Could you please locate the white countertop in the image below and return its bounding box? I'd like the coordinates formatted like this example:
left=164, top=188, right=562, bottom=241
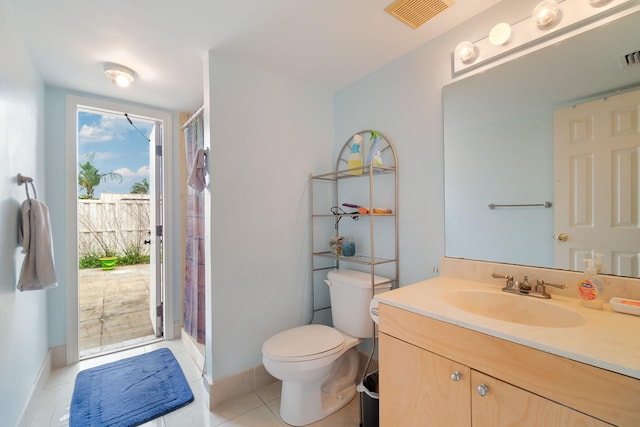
left=373, top=276, right=640, bottom=379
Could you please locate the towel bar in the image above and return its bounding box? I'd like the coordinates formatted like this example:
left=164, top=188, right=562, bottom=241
left=488, top=201, right=552, bottom=209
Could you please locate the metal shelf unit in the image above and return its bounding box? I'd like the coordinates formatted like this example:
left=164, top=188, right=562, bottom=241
left=309, top=130, right=399, bottom=319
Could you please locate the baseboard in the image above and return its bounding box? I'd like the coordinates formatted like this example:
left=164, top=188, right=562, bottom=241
left=205, top=363, right=277, bottom=409
left=204, top=349, right=375, bottom=410
left=51, top=345, right=66, bottom=369
left=180, top=329, right=205, bottom=373
left=14, top=346, right=59, bottom=427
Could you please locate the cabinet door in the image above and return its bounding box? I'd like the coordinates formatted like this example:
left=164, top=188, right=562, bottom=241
left=471, top=371, right=612, bottom=427
left=379, top=333, right=471, bottom=426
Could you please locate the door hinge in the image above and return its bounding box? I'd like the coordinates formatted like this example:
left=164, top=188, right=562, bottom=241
left=156, top=303, right=163, bottom=317
left=155, top=225, right=163, bottom=237
left=155, top=144, right=162, bottom=156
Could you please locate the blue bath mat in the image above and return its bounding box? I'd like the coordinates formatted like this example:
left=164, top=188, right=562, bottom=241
left=70, top=348, right=194, bottom=427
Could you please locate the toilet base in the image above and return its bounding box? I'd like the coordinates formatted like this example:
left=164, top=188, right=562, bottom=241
left=279, top=349, right=359, bottom=426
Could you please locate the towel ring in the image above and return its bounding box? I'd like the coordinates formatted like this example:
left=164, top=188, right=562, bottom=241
left=18, top=173, right=37, bottom=200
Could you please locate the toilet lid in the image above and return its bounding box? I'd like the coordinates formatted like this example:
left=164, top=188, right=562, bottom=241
left=262, top=325, right=344, bottom=362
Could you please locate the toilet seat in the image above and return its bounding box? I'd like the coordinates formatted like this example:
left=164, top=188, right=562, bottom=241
left=262, top=324, right=344, bottom=362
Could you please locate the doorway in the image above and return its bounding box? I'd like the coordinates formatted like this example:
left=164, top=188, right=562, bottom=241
left=554, top=88, right=640, bottom=275
left=65, top=95, right=176, bottom=364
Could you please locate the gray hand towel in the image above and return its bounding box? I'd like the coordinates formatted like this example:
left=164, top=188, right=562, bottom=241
left=18, top=198, right=58, bottom=291
left=188, top=148, right=207, bottom=193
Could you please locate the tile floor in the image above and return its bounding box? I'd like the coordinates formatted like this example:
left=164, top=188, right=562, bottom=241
left=29, top=338, right=362, bottom=427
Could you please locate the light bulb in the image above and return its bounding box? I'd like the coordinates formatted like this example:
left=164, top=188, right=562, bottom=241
left=489, top=23, right=512, bottom=46
left=103, top=63, right=136, bottom=88
left=532, top=0, right=560, bottom=29
left=114, top=72, right=132, bottom=87
left=456, top=41, right=477, bottom=64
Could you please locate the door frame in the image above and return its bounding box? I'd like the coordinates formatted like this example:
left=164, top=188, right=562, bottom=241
left=65, top=94, right=176, bottom=364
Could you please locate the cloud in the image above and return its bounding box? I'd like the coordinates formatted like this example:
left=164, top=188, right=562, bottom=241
left=114, top=165, right=149, bottom=178
left=78, top=114, right=151, bottom=145
left=78, top=116, right=119, bottom=143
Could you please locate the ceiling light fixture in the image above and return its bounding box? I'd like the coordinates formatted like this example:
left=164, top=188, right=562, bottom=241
left=455, top=41, right=478, bottom=64
left=532, top=0, right=561, bottom=29
left=103, top=63, right=136, bottom=87
left=453, top=0, right=635, bottom=75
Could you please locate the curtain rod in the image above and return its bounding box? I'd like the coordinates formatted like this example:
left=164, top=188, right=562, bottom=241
left=181, top=105, right=204, bottom=129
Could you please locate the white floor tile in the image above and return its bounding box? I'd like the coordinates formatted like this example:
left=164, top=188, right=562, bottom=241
left=217, top=405, right=285, bottom=427
left=255, top=381, right=281, bottom=404
left=29, top=338, right=360, bottom=427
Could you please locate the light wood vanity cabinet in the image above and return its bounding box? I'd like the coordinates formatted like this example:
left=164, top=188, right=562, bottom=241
left=378, top=304, right=639, bottom=426
left=379, top=332, right=471, bottom=426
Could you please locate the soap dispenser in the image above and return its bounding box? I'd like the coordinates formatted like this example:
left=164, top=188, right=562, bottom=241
left=347, top=134, right=364, bottom=175
left=578, top=258, right=604, bottom=309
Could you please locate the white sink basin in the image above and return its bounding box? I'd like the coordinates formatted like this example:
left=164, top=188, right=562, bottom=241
left=444, top=290, right=586, bottom=328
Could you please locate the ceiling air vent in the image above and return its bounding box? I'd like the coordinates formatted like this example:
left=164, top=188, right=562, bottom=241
left=385, top=0, right=455, bottom=30
left=620, top=49, right=640, bottom=68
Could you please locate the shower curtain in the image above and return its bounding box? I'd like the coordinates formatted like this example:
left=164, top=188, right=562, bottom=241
left=183, top=113, right=206, bottom=343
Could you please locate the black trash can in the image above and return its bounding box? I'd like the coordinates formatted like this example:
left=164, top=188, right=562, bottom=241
left=357, top=371, right=379, bottom=427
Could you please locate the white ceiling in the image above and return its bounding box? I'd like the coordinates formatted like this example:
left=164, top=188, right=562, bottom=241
left=8, top=0, right=502, bottom=112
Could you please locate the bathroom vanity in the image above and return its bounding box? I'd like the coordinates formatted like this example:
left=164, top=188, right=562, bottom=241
left=375, top=273, right=640, bottom=426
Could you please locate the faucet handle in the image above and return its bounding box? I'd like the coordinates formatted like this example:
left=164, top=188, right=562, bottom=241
left=535, top=278, right=566, bottom=293
left=492, top=273, right=515, bottom=289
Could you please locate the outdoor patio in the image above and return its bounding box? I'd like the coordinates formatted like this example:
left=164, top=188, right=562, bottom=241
left=79, top=264, right=155, bottom=358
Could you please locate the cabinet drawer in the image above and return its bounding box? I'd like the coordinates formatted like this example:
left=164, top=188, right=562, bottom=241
left=471, top=370, right=612, bottom=427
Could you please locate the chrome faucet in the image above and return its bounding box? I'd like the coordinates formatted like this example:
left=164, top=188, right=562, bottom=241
left=492, top=273, right=566, bottom=299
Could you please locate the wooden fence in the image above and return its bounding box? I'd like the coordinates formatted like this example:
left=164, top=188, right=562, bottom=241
left=78, top=193, right=150, bottom=257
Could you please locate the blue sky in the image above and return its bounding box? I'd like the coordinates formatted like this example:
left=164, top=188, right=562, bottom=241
left=77, top=109, right=154, bottom=197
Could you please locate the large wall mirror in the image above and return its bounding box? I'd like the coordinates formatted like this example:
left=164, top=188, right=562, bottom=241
left=444, top=10, right=640, bottom=278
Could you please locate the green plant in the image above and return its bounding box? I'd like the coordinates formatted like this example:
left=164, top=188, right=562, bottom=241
left=130, top=178, right=149, bottom=194
left=79, top=252, right=102, bottom=269
left=78, top=152, right=123, bottom=199
left=119, top=245, right=150, bottom=265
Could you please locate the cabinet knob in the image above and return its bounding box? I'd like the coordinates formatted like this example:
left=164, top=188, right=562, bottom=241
left=477, top=384, right=489, bottom=396
left=450, top=371, right=462, bottom=381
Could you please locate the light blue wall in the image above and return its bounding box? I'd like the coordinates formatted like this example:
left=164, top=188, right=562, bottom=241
left=201, top=0, right=542, bottom=381
left=0, top=0, right=49, bottom=425
left=205, top=52, right=334, bottom=380
left=334, top=42, right=449, bottom=285
left=334, top=0, right=539, bottom=285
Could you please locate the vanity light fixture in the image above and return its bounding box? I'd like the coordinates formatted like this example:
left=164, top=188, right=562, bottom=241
left=532, top=0, right=561, bottom=28
left=456, top=41, right=478, bottom=64
left=489, top=23, right=512, bottom=46
left=103, top=62, right=136, bottom=87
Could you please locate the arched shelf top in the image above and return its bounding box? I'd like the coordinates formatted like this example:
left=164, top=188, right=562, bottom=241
left=335, top=130, right=397, bottom=176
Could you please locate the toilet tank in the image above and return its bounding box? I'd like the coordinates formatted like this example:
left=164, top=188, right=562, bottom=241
left=326, top=269, right=392, bottom=338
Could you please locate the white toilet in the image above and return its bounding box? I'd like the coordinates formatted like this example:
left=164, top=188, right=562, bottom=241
left=262, top=269, right=390, bottom=426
